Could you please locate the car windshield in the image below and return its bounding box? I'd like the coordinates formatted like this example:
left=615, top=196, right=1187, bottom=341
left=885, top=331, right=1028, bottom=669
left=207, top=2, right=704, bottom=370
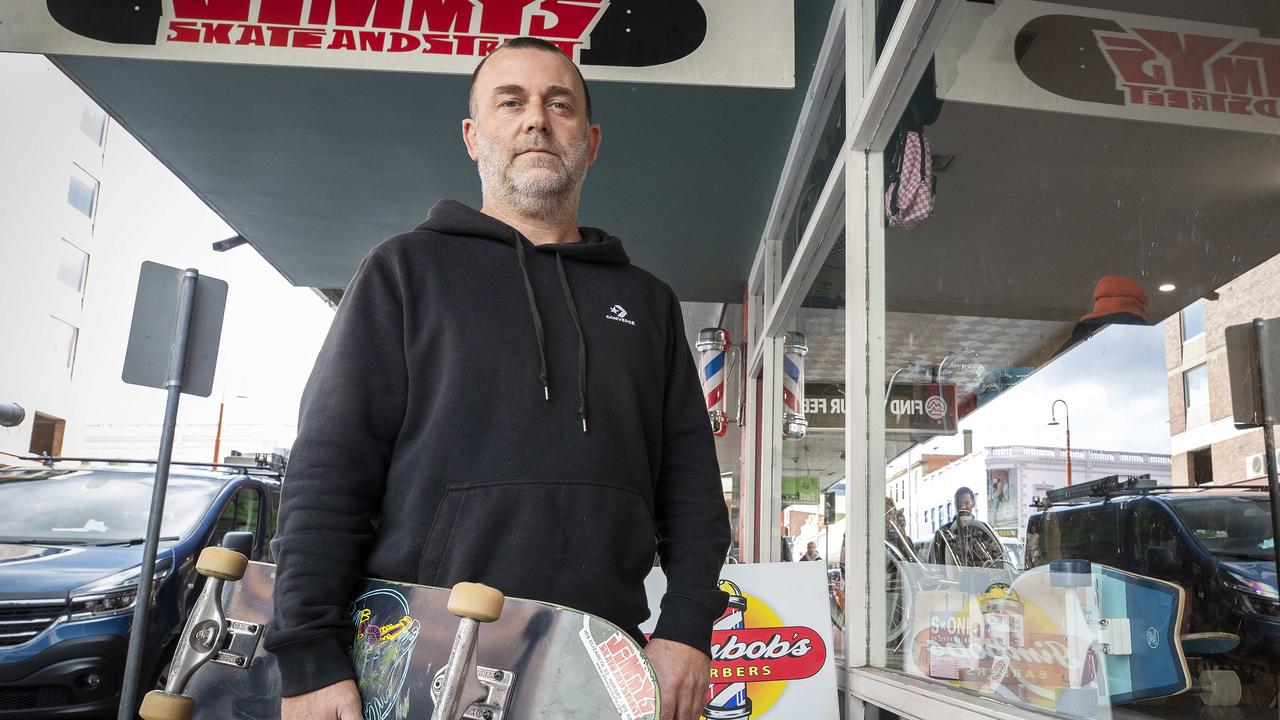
left=0, top=469, right=224, bottom=544
left=1168, top=495, right=1274, bottom=562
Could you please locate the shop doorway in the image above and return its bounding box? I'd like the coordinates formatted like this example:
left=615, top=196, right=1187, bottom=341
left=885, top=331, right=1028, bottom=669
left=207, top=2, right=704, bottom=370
left=28, top=411, right=66, bottom=457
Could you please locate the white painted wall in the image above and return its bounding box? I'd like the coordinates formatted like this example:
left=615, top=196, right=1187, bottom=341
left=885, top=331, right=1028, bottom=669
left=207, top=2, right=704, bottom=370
left=0, top=53, right=334, bottom=462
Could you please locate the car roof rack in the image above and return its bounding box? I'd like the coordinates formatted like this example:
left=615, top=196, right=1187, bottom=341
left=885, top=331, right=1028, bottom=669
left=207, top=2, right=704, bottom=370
left=0, top=451, right=285, bottom=477
left=1033, top=474, right=1268, bottom=509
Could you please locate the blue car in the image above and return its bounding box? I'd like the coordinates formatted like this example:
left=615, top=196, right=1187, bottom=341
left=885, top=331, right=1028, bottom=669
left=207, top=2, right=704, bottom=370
left=0, top=460, right=281, bottom=718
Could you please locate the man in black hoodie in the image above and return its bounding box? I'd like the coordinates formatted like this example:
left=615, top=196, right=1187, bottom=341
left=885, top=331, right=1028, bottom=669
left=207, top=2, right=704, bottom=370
left=266, top=37, right=731, bottom=720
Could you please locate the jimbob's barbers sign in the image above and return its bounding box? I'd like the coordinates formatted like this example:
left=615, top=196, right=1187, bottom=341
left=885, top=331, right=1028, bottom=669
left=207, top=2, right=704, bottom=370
left=0, top=1, right=793, bottom=88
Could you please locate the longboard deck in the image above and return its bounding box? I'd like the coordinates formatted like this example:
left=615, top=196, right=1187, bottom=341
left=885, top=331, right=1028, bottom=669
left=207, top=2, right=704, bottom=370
left=179, top=562, right=658, bottom=720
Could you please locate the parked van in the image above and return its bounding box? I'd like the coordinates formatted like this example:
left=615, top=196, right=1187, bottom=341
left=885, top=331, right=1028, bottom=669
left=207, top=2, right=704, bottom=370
left=0, top=458, right=281, bottom=719
left=1026, top=487, right=1280, bottom=668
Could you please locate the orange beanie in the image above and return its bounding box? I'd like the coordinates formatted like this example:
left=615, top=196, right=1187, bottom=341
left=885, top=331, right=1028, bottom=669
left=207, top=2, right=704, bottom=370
left=1080, top=275, right=1148, bottom=321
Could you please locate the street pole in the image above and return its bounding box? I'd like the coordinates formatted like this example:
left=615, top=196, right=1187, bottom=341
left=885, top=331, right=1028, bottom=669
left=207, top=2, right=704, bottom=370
left=212, top=399, right=225, bottom=464
left=1252, top=319, right=1280, bottom=608
left=1051, top=399, right=1072, bottom=487
left=116, top=269, right=198, bottom=720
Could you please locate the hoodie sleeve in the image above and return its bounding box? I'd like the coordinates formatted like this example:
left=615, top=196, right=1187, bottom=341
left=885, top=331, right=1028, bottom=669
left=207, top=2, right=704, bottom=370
left=264, top=249, right=408, bottom=697
left=649, top=290, right=731, bottom=655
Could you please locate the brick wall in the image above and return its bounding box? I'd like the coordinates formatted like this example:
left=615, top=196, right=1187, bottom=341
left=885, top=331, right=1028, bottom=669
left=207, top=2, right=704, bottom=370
left=1212, top=429, right=1266, bottom=484
left=1170, top=451, right=1190, bottom=486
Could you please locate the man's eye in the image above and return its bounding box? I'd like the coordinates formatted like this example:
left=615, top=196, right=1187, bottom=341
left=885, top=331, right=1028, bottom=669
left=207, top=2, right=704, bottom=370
left=550, top=102, right=570, bottom=111
left=500, top=100, right=521, bottom=108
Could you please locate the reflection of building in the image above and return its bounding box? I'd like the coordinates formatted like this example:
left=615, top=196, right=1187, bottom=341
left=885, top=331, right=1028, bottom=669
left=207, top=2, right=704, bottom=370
left=891, top=445, right=1171, bottom=543
left=1165, top=253, right=1280, bottom=487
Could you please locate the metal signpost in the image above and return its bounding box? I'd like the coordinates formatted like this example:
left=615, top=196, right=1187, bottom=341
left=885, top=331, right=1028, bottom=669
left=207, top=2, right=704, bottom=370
left=116, top=262, right=227, bottom=720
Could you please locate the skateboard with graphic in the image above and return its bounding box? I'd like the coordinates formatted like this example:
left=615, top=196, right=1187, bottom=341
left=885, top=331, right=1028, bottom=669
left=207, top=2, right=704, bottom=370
left=140, top=548, right=659, bottom=720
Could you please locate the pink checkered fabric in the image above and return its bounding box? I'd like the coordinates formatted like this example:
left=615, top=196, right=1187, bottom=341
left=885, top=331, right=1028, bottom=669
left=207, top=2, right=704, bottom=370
left=885, top=130, right=934, bottom=230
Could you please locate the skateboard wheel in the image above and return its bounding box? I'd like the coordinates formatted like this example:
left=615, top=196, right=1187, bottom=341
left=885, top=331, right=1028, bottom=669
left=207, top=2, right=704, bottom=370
left=1199, top=669, right=1242, bottom=707
left=196, top=547, right=248, bottom=581
left=139, top=690, right=195, bottom=720
left=447, top=582, right=505, bottom=622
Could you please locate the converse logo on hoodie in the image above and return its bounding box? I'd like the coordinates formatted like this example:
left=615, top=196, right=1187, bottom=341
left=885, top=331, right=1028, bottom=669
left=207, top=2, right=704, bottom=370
left=607, top=304, right=636, bottom=326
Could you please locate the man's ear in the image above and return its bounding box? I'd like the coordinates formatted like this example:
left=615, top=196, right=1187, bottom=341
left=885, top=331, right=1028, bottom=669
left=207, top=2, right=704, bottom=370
left=462, top=118, right=480, bottom=161
left=587, top=123, right=602, bottom=166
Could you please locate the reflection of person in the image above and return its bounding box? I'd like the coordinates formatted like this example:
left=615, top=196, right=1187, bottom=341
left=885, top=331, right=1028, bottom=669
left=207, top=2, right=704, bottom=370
left=800, top=541, right=822, bottom=561
left=265, top=37, right=730, bottom=720
left=930, top=486, right=1004, bottom=567
left=1054, top=275, right=1148, bottom=357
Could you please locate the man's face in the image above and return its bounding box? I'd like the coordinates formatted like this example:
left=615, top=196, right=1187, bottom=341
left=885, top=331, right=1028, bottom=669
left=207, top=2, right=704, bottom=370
left=463, top=48, right=601, bottom=212
left=807, top=542, right=817, bottom=554
left=958, top=494, right=975, bottom=512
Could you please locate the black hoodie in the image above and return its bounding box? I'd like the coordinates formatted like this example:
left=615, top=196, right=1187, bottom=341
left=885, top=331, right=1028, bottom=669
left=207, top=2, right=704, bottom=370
left=264, top=200, right=731, bottom=697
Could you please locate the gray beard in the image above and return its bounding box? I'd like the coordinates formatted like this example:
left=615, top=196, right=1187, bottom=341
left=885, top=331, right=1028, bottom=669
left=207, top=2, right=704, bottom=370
left=476, top=131, right=590, bottom=222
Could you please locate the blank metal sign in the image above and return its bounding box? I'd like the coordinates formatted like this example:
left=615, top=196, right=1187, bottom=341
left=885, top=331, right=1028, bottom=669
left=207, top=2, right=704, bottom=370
left=122, top=261, right=227, bottom=398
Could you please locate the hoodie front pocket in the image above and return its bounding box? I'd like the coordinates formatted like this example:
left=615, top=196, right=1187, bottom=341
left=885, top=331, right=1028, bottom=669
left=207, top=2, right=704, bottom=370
left=415, top=479, right=656, bottom=623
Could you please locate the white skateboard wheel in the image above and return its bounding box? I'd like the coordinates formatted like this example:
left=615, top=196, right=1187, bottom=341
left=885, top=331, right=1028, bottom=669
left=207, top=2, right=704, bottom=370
left=1199, top=669, right=1242, bottom=707
left=196, top=547, right=248, bottom=581
left=447, top=582, right=505, bottom=622
left=139, top=690, right=195, bottom=720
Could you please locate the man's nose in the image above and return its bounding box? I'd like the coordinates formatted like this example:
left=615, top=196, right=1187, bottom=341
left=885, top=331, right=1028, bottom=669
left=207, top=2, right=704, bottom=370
left=523, top=103, right=551, bottom=134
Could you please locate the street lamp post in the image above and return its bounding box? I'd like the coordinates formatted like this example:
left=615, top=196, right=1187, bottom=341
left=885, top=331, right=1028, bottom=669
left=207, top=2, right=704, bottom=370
left=1049, top=399, right=1072, bottom=487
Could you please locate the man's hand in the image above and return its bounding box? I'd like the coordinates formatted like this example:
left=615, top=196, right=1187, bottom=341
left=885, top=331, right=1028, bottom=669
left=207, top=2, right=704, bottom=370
left=280, top=679, right=364, bottom=720
left=645, top=638, right=710, bottom=720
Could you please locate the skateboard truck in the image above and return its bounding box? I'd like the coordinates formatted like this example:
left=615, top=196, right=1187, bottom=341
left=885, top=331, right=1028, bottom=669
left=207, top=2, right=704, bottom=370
left=140, top=547, right=253, bottom=720
left=430, top=582, right=513, bottom=720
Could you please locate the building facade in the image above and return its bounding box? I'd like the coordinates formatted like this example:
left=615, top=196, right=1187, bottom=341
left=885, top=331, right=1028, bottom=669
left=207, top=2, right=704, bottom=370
left=1165, top=253, right=1280, bottom=487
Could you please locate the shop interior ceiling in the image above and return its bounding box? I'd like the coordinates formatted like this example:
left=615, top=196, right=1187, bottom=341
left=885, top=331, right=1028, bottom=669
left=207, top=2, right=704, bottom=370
left=46, top=1, right=835, bottom=305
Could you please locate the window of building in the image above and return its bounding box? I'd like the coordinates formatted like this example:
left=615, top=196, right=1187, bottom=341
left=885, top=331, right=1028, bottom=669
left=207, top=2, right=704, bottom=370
left=1180, top=299, right=1205, bottom=342
left=79, top=106, right=107, bottom=146
left=28, top=412, right=66, bottom=457
left=1190, top=447, right=1214, bottom=486
left=55, top=239, right=89, bottom=293
left=67, top=165, right=99, bottom=219
left=1184, top=364, right=1209, bottom=410
left=48, top=316, right=79, bottom=373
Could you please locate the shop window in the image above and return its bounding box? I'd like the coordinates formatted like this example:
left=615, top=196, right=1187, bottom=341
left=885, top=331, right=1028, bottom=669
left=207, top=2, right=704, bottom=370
left=55, top=239, right=89, bottom=293
left=67, top=165, right=99, bottom=219
left=1184, top=364, right=1209, bottom=409
left=1180, top=299, right=1205, bottom=342
left=28, top=412, right=65, bottom=457
left=79, top=106, right=107, bottom=146
left=865, top=0, right=1280, bottom=715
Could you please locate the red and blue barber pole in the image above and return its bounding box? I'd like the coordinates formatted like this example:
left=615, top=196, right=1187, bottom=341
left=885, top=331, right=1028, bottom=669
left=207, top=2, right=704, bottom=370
left=782, top=332, right=808, bottom=440
left=704, top=580, right=752, bottom=719
left=697, top=328, right=731, bottom=436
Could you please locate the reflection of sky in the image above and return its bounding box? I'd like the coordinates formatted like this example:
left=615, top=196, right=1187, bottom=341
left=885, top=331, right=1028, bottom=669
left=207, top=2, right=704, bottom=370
left=903, top=324, right=1171, bottom=459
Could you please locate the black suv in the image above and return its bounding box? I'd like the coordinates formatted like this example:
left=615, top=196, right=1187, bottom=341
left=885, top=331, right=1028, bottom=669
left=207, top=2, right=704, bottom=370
left=1026, top=483, right=1280, bottom=669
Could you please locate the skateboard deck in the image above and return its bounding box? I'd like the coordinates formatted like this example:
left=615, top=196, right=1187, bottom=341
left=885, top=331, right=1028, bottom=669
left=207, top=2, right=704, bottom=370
left=905, top=562, right=1190, bottom=711
left=157, top=560, right=659, bottom=720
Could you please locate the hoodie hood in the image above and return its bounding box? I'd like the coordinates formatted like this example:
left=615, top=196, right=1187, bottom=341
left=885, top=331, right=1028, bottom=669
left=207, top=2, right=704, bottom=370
left=418, top=199, right=630, bottom=264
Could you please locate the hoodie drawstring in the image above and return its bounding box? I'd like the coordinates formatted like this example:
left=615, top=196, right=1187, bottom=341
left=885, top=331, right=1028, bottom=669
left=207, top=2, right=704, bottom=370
left=514, top=240, right=550, bottom=401
left=555, top=254, right=588, bottom=433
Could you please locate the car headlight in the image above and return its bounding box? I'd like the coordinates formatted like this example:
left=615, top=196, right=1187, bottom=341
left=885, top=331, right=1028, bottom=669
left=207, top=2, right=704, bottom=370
left=1227, top=571, right=1280, bottom=617
left=68, top=558, right=173, bottom=620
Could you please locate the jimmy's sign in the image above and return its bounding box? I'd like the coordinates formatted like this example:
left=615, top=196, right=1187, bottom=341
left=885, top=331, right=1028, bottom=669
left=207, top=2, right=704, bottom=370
left=0, top=1, right=793, bottom=88
left=936, top=0, right=1280, bottom=134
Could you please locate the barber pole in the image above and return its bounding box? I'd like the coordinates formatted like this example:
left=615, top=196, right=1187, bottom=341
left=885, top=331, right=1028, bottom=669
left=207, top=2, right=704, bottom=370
left=697, top=328, right=731, bottom=436
left=704, top=581, right=752, bottom=719
left=782, top=332, right=808, bottom=440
